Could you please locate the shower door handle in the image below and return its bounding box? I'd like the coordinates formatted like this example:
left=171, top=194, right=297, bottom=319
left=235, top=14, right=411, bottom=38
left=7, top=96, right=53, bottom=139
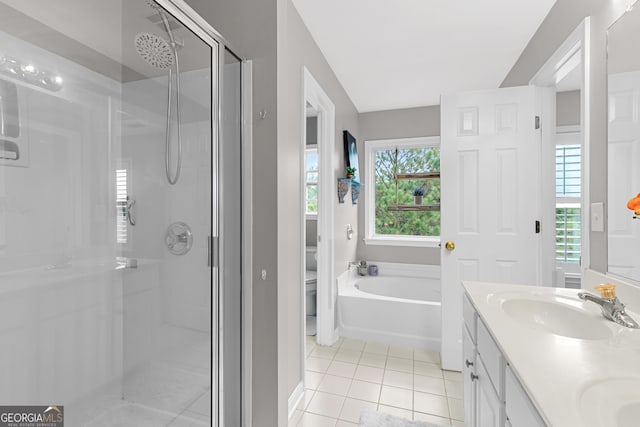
left=208, top=235, right=219, bottom=268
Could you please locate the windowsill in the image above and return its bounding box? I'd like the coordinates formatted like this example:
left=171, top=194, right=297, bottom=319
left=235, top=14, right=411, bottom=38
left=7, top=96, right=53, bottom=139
left=305, top=214, right=318, bottom=221
left=364, top=235, right=440, bottom=248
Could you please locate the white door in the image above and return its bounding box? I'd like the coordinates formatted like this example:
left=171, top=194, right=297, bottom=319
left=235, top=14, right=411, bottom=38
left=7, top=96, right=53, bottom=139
left=608, top=71, right=640, bottom=280
left=440, top=86, right=548, bottom=370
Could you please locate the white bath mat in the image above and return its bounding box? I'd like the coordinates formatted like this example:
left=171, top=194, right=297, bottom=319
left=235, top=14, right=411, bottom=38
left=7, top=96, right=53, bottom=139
left=359, top=410, right=445, bottom=427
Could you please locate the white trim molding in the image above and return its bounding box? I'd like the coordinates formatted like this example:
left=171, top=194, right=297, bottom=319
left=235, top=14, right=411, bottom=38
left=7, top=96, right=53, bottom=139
left=287, top=381, right=304, bottom=421
left=529, top=17, right=591, bottom=280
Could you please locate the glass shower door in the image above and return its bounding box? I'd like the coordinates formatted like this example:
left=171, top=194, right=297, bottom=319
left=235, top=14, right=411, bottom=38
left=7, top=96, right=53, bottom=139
left=118, top=1, right=216, bottom=425
left=0, top=0, right=218, bottom=425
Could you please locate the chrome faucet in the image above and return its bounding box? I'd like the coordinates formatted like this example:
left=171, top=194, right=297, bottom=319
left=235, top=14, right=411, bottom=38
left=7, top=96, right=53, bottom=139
left=348, top=260, right=368, bottom=276
left=578, top=284, right=640, bottom=329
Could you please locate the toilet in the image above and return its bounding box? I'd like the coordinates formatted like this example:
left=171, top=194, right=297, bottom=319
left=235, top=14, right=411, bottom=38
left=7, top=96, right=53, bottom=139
left=305, top=246, right=318, bottom=335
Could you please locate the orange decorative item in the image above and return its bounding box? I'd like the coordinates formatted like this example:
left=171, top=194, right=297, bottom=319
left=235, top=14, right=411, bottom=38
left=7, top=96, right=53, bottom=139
left=627, top=193, right=640, bottom=215
left=594, top=283, right=616, bottom=299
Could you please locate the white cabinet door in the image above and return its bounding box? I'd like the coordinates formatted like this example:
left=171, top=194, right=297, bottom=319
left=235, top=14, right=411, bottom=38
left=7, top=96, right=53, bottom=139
left=476, top=360, right=505, bottom=427
left=505, top=366, right=546, bottom=427
left=463, top=327, right=477, bottom=427
left=441, top=86, right=551, bottom=370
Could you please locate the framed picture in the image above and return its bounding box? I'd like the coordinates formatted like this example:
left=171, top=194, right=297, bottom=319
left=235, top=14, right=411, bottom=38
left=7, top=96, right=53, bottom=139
left=343, top=130, right=360, bottom=182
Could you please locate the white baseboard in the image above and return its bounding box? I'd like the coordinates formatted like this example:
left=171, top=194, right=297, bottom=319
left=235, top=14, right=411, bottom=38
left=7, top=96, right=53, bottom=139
left=287, top=381, right=304, bottom=420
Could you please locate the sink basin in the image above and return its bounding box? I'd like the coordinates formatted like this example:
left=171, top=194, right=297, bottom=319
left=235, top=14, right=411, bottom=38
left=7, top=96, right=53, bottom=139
left=501, top=298, right=613, bottom=340
left=578, top=378, right=640, bottom=427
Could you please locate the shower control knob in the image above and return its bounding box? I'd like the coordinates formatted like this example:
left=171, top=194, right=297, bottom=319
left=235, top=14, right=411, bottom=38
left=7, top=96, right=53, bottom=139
left=165, top=222, right=193, bottom=255
left=465, top=359, right=474, bottom=368
left=470, top=373, right=479, bottom=382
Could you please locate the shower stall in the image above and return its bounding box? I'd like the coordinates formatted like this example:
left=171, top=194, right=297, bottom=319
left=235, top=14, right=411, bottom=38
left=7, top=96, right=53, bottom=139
left=0, top=0, right=245, bottom=425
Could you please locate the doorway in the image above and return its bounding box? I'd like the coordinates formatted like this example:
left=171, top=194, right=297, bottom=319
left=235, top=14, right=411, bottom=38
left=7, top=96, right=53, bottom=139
left=301, top=67, right=337, bottom=363
left=529, top=17, right=590, bottom=288
left=304, top=105, right=320, bottom=337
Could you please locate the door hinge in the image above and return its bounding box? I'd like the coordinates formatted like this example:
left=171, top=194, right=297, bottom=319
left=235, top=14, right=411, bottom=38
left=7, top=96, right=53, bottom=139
left=535, top=220, right=541, bottom=234
left=208, top=235, right=219, bottom=267
left=535, top=116, right=541, bottom=130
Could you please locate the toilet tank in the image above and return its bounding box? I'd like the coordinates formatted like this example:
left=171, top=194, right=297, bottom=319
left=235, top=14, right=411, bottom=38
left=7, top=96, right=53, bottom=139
left=305, top=246, right=317, bottom=271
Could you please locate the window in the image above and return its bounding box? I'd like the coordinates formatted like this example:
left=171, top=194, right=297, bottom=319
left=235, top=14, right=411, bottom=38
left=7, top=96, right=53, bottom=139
left=116, top=168, right=129, bottom=244
left=305, top=147, right=318, bottom=217
left=364, top=137, right=440, bottom=247
left=555, top=132, right=581, bottom=265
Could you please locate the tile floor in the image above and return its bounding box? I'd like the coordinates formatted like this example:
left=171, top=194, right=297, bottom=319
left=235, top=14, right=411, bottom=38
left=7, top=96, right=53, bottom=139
left=289, top=336, right=465, bottom=427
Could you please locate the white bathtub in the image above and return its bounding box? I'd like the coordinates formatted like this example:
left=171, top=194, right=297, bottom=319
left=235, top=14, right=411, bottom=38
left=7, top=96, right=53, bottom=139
left=337, top=263, right=441, bottom=350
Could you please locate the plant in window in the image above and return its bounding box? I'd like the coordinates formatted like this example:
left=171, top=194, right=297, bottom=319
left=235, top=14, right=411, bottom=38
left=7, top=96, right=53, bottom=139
left=346, top=166, right=356, bottom=178
left=413, top=184, right=425, bottom=205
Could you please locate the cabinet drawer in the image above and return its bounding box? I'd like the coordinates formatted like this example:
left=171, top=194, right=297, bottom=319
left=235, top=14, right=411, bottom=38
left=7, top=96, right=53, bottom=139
left=463, top=294, right=477, bottom=343
left=477, top=319, right=505, bottom=400
left=505, top=366, right=545, bottom=427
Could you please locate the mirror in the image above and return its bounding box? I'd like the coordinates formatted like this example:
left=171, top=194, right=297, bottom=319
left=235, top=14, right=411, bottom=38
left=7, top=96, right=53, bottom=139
left=608, top=4, right=640, bottom=281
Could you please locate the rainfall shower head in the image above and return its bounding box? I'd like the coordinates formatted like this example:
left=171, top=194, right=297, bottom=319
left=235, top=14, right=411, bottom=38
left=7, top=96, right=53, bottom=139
left=134, top=33, right=174, bottom=69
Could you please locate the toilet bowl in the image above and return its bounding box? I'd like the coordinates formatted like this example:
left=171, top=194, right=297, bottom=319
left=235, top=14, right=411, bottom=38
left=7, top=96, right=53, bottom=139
left=305, top=246, right=318, bottom=321
left=305, top=270, right=317, bottom=315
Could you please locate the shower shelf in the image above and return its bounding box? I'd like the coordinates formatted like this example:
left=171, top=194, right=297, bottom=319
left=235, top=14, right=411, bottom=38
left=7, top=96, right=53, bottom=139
left=387, top=171, right=440, bottom=212
left=387, top=204, right=440, bottom=212
left=393, top=172, right=440, bottom=180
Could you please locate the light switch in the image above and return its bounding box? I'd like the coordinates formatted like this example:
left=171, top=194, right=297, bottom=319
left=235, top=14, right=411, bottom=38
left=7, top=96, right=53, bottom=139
left=591, top=202, right=604, bottom=232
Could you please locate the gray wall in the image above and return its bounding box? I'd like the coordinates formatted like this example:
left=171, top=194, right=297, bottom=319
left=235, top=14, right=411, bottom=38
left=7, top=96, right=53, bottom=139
left=557, top=90, right=581, bottom=126
left=279, top=0, right=360, bottom=407
left=306, top=116, right=318, bottom=145
left=356, top=106, right=441, bottom=265
left=501, top=0, right=631, bottom=274
left=182, top=0, right=280, bottom=425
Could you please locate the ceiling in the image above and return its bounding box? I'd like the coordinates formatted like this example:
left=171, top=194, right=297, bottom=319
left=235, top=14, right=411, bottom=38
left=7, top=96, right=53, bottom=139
left=292, top=0, right=557, bottom=112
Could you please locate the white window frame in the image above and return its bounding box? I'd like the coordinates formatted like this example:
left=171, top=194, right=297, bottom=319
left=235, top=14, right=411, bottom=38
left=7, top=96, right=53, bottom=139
left=305, top=145, right=318, bottom=219
left=364, top=136, right=441, bottom=247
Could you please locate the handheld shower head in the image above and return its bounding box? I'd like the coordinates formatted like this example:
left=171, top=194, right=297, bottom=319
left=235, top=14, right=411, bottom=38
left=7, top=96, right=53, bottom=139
left=140, top=0, right=183, bottom=186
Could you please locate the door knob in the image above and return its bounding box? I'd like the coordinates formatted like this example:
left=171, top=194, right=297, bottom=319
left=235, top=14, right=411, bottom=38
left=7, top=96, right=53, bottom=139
left=444, top=241, right=456, bottom=251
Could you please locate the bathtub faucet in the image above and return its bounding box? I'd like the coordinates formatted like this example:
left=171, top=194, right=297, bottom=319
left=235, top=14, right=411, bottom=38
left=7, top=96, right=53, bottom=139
left=348, top=260, right=368, bottom=276
left=348, top=261, right=360, bottom=271
left=357, top=260, right=368, bottom=276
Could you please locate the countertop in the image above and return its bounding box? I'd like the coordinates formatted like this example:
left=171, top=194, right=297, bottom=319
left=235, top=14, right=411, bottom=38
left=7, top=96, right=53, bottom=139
left=463, top=281, right=640, bottom=427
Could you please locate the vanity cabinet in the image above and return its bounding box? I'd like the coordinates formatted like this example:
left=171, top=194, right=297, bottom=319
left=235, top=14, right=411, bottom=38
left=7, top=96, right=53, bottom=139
left=505, top=366, right=545, bottom=427
left=463, top=294, right=545, bottom=427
